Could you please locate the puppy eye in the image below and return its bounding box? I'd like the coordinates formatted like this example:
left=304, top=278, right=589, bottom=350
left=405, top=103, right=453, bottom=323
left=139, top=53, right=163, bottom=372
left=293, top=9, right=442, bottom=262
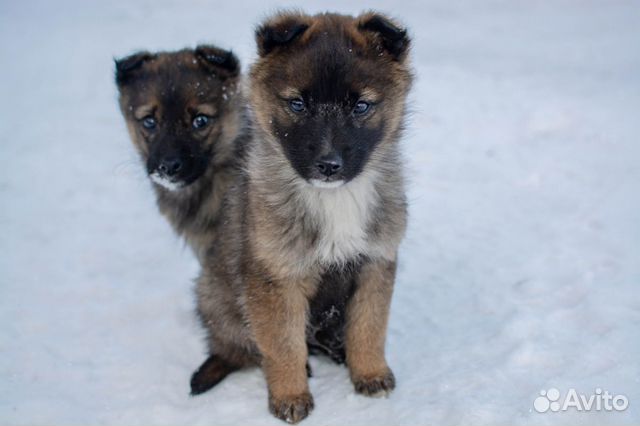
left=192, top=115, right=210, bottom=129
left=142, top=116, right=157, bottom=129
left=289, top=98, right=306, bottom=113
left=353, top=101, right=371, bottom=116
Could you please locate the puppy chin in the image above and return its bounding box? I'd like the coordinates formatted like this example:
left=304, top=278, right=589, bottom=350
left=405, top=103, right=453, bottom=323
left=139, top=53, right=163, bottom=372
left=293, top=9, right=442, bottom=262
left=309, top=178, right=345, bottom=189
left=150, top=172, right=184, bottom=192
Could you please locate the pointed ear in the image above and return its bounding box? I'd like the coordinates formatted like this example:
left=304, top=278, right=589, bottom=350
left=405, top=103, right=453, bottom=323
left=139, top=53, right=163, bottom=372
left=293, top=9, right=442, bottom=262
left=358, top=13, right=410, bottom=61
left=194, top=45, right=240, bottom=79
left=255, top=13, right=309, bottom=56
left=114, top=51, right=155, bottom=85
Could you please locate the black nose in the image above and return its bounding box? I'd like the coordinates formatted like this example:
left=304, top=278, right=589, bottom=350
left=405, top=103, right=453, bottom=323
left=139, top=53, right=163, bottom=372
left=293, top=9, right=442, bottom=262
left=315, top=153, right=343, bottom=177
left=158, top=157, right=182, bottom=177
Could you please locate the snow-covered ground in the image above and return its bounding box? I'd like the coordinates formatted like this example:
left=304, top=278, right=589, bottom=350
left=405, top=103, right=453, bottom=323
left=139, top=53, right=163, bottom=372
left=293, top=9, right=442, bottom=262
left=1, top=0, right=639, bottom=424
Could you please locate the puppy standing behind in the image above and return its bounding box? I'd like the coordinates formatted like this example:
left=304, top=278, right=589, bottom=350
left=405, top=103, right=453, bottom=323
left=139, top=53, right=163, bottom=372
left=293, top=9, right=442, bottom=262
left=115, top=46, right=248, bottom=260
left=192, top=12, right=412, bottom=423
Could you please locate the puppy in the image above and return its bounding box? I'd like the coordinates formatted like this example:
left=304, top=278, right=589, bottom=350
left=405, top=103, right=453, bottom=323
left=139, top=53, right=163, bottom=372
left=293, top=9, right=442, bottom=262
left=191, top=12, right=412, bottom=423
left=115, top=46, right=247, bottom=260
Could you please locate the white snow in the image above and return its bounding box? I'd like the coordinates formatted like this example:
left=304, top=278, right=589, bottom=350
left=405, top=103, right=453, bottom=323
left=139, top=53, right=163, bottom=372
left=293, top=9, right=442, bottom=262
left=1, top=0, right=639, bottom=425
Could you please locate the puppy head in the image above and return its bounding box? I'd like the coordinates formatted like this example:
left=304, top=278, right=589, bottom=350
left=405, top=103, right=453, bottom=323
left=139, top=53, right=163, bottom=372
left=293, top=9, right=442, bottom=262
left=250, top=11, right=412, bottom=188
left=115, top=46, right=241, bottom=191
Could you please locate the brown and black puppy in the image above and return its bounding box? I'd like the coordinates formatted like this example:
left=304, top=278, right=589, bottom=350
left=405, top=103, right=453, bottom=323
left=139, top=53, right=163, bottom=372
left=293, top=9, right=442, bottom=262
left=191, top=12, right=412, bottom=423
left=115, top=46, right=248, bottom=260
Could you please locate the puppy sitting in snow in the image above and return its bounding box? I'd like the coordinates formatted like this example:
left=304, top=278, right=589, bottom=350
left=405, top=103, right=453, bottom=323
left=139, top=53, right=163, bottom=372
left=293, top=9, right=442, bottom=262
left=191, top=12, right=413, bottom=423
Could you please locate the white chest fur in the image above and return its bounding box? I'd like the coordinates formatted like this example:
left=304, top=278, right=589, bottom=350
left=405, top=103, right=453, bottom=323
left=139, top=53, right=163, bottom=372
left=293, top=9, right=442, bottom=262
left=299, top=171, right=379, bottom=265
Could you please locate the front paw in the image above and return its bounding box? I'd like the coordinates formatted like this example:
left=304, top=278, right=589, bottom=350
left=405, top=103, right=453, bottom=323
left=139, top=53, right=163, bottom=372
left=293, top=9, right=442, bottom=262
left=269, top=392, right=314, bottom=424
left=352, top=369, right=396, bottom=397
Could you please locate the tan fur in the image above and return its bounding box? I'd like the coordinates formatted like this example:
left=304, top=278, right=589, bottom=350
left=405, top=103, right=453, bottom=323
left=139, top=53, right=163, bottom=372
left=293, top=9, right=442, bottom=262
left=245, top=272, right=313, bottom=419
left=345, top=259, right=397, bottom=395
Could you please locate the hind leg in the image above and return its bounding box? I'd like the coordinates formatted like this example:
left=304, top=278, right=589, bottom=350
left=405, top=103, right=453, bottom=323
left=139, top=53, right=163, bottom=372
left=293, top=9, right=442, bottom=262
left=193, top=273, right=259, bottom=395
left=189, top=320, right=260, bottom=395
left=190, top=337, right=259, bottom=396
left=190, top=354, right=240, bottom=395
